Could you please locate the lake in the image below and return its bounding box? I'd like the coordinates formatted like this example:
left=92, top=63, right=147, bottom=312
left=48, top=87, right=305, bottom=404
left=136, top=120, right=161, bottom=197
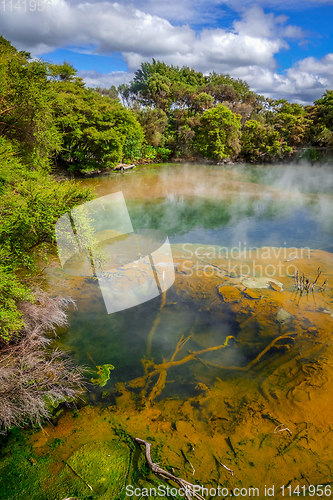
left=2, top=161, right=333, bottom=499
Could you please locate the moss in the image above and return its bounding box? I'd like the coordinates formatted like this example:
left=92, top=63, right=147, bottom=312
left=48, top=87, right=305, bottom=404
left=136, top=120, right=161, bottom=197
left=0, top=430, right=130, bottom=500
left=49, top=440, right=130, bottom=499
left=47, top=437, right=65, bottom=450
left=0, top=428, right=52, bottom=500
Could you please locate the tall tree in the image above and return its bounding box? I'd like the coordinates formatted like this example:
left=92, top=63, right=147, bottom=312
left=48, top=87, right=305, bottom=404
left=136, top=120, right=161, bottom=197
left=53, top=79, right=144, bottom=172
left=194, top=104, right=242, bottom=160
left=0, top=37, right=62, bottom=169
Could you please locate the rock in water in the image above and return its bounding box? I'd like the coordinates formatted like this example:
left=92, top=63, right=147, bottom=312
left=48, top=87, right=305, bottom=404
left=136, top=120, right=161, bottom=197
left=218, top=285, right=242, bottom=303
left=276, top=308, right=292, bottom=325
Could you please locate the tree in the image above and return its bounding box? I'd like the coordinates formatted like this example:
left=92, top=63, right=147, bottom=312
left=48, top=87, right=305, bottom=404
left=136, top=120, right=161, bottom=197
left=194, top=104, right=241, bottom=160
left=272, top=101, right=311, bottom=147
left=135, top=107, right=168, bottom=147
left=314, top=90, right=333, bottom=130
left=0, top=38, right=62, bottom=169
left=95, top=85, right=119, bottom=100
left=241, top=119, right=291, bottom=162
left=307, top=90, right=333, bottom=146
left=48, top=61, right=76, bottom=82
left=53, top=80, right=144, bottom=172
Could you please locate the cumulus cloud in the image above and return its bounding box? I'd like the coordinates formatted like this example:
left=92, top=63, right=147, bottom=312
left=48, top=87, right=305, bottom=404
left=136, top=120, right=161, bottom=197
left=0, top=1, right=332, bottom=103
left=232, top=53, right=333, bottom=103
left=63, top=0, right=333, bottom=23
left=0, top=3, right=297, bottom=69
left=77, top=69, right=134, bottom=88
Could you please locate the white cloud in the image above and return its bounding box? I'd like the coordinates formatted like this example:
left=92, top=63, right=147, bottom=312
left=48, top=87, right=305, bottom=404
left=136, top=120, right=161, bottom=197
left=0, top=2, right=298, bottom=67
left=232, top=53, right=333, bottom=103
left=77, top=69, right=134, bottom=87
left=0, top=1, right=332, bottom=103
left=64, top=0, right=333, bottom=23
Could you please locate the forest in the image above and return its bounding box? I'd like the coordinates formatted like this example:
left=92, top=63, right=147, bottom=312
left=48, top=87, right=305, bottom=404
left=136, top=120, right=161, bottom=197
left=0, top=34, right=332, bottom=431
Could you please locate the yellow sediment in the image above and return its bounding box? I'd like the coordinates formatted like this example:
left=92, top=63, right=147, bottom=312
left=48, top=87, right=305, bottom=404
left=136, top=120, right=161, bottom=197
left=34, top=244, right=333, bottom=497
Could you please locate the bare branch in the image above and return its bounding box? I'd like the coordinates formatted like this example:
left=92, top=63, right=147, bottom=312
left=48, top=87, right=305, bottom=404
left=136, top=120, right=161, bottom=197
left=135, top=438, right=205, bottom=500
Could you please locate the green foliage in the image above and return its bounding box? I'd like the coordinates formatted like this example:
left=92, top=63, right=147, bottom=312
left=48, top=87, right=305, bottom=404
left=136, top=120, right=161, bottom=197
left=314, top=90, right=333, bottom=131
left=54, top=80, right=144, bottom=172
left=191, top=92, right=214, bottom=113
left=302, top=147, right=319, bottom=162
left=307, top=90, right=333, bottom=146
left=0, top=147, right=93, bottom=268
left=135, top=107, right=168, bottom=147
left=1, top=37, right=331, bottom=170
left=139, top=143, right=171, bottom=162
left=316, top=127, right=333, bottom=146
left=204, top=72, right=255, bottom=104
left=241, top=119, right=290, bottom=162
left=48, top=61, right=76, bottom=82
left=129, top=59, right=254, bottom=112
left=195, top=104, right=242, bottom=160
left=94, top=85, right=119, bottom=100
left=0, top=38, right=62, bottom=169
left=0, top=136, right=93, bottom=341
left=272, top=101, right=311, bottom=147
left=0, top=258, right=33, bottom=342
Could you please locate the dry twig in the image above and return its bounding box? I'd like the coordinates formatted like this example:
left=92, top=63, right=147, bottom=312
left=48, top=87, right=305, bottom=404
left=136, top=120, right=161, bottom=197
left=135, top=438, right=205, bottom=500
left=0, top=290, right=84, bottom=433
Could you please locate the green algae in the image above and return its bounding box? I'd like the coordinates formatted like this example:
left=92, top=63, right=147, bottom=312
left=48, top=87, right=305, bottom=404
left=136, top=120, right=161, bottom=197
left=52, top=440, right=130, bottom=499
left=90, top=364, right=114, bottom=387
left=0, top=428, right=52, bottom=500
left=0, top=432, right=131, bottom=500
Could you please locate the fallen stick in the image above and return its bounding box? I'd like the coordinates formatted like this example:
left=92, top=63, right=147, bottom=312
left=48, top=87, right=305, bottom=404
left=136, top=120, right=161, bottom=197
left=220, top=463, right=234, bottom=476
left=274, top=424, right=292, bottom=436
left=196, top=333, right=296, bottom=372
left=135, top=438, right=205, bottom=500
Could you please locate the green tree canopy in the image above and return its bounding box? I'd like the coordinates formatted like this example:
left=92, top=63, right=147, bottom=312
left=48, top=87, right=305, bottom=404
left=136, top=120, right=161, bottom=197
left=272, top=101, right=311, bottom=147
left=0, top=38, right=62, bottom=169
left=128, top=60, right=255, bottom=112
left=307, top=90, right=333, bottom=146
left=194, top=104, right=242, bottom=160
left=53, top=79, right=144, bottom=172
left=241, top=119, right=291, bottom=162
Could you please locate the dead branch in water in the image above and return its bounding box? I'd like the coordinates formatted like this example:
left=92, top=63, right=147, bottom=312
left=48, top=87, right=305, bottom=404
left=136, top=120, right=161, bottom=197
left=128, top=335, right=236, bottom=403
left=195, top=333, right=296, bottom=372
left=135, top=438, right=205, bottom=500
left=294, top=267, right=322, bottom=292
left=146, top=290, right=166, bottom=357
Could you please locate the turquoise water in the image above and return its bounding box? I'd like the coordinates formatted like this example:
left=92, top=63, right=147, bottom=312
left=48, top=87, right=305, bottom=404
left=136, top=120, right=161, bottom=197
left=52, top=162, right=333, bottom=398
left=83, top=162, right=333, bottom=251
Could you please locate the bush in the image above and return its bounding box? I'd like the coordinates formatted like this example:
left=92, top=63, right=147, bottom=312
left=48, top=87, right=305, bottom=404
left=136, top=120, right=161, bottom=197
left=0, top=290, right=85, bottom=432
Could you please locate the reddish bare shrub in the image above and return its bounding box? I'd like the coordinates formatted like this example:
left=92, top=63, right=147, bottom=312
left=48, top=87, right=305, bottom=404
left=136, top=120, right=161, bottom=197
left=0, top=290, right=85, bottom=432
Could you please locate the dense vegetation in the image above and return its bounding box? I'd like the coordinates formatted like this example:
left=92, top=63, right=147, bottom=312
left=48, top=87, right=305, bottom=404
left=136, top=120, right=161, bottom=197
left=0, top=35, right=332, bottom=430
left=117, top=60, right=333, bottom=163
left=0, top=37, right=94, bottom=431
left=1, top=34, right=333, bottom=343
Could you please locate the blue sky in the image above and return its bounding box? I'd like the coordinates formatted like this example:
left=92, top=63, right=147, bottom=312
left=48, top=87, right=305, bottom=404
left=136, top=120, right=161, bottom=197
left=1, top=0, right=333, bottom=103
